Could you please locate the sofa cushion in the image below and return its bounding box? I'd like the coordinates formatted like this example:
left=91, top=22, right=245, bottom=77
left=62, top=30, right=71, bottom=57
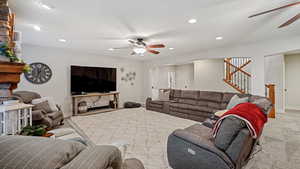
left=222, top=93, right=250, bottom=104
left=0, top=136, right=86, bottom=169
left=150, top=100, right=164, bottom=105
left=226, top=95, right=249, bottom=110
left=170, top=103, right=217, bottom=113
left=214, top=117, right=246, bottom=151
left=159, top=90, right=170, bottom=101
left=180, top=90, right=199, bottom=99
left=172, top=89, right=182, bottom=101
left=199, top=91, right=223, bottom=103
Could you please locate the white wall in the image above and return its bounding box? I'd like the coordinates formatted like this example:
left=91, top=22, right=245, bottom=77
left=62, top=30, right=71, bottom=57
left=264, top=54, right=285, bottom=113
left=175, top=64, right=194, bottom=89
left=193, top=59, right=237, bottom=92
left=142, top=35, right=300, bottom=100
left=17, top=44, right=144, bottom=117
left=285, top=54, right=300, bottom=110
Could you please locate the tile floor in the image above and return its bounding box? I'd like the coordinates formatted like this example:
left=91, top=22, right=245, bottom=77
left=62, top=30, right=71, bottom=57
left=71, top=108, right=300, bottom=169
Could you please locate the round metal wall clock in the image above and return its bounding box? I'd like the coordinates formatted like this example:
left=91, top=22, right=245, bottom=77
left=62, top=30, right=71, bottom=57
left=24, top=62, right=52, bottom=84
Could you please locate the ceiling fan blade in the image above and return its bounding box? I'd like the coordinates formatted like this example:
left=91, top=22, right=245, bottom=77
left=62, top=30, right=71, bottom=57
left=147, top=44, right=166, bottom=48
left=128, top=39, right=136, bottom=44
left=113, top=46, right=131, bottom=50
left=147, top=49, right=160, bottom=54
left=249, top=2, right=300, bottom=18
left=279, top=13, right=300, bottom=28
left=131, top=51, right=136, bottom=55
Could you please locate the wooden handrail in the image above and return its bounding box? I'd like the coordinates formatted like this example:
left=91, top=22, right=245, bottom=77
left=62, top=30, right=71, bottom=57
left=265, top=84, right=275, bottom=118
left=224, top=59, right=251, bottom=77
left=230, top=60, right=252, bottom=76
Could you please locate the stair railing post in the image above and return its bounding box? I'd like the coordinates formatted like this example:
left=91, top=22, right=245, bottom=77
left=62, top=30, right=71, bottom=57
left=265, top=84, right=276, bottom=118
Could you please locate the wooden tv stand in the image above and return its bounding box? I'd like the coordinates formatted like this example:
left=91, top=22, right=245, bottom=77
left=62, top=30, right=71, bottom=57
left=72, top=92, right=119, bottom=116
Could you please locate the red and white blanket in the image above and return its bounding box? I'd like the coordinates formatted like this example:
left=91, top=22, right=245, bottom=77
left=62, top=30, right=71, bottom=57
left=212, top=103, right=268, bottom=139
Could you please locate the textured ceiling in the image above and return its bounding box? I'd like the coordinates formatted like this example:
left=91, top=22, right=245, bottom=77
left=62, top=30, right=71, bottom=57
left=10, top=0, right=300, bottom=60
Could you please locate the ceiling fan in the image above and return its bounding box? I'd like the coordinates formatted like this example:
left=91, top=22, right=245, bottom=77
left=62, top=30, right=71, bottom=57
left=249, top=2, right=300, bottom=28
left=112, top=38, right=166, bottom=55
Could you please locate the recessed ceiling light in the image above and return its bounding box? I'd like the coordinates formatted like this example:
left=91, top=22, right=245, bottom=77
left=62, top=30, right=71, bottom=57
left=33, top=25, right=41, bottom=31
left=35, top=1, right=53, bottom=10
left=41, top=4, right=53, bottom=10
left=58, top=39, right=66, bottom=42
left=188, top=19, right=197, bottom=24
left=216, top=36, right=223, bottom=40
left=108, top=48, right=114, bottom=51
left=169, top=48, right=174, bottom=50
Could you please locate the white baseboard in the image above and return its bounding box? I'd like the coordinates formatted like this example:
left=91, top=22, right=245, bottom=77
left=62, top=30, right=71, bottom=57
left=285, top=106, right=300, bottom=111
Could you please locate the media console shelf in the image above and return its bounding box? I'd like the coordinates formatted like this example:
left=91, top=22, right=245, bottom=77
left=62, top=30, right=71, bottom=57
left=72, top=92, right=119, bottom=116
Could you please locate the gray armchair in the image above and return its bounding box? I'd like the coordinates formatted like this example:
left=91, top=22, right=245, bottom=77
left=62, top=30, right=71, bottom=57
left=167, top=117, right=257, bottom=169
left=13, top=91, right=64, bottom=128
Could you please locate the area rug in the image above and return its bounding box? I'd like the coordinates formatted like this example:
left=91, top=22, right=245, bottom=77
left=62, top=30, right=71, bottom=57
left=71, top=108, right=196, bottom=169
left=72, top=108, right=300, bottom=169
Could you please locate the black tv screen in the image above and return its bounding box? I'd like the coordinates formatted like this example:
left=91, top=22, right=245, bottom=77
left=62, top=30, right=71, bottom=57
left=71, top=65, right=116, bottom=95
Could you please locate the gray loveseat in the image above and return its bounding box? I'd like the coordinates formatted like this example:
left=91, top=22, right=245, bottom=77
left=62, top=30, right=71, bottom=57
left=0, top=135, right=144, bottom=169
left=146, top=89, right=268, bottom=122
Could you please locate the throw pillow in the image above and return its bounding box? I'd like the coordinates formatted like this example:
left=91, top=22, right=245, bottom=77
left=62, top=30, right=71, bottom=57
left=0, top=136, right=86, bottom=169
left=215, top=116, right=246, bottom=151
left=252, top=98, right=272, bottom=115
left=226, top=95, right=249, bottom=110
left=158, top=90, right=170, bottom=101
left=32, top=97, right=59, bottom=112
left=32, top=101, right=52, bottom=113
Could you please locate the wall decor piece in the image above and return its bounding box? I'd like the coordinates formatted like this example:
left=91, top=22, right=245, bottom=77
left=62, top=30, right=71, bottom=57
left=120, top=68, right=136, bottom=86
left=24, top=62, right=52, bottom=84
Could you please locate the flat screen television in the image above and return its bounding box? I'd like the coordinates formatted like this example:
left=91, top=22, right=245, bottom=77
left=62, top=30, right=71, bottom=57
left=71, top=65, right=116, bottom=95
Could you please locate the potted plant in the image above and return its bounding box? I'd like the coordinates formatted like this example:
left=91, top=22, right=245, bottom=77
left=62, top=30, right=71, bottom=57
left=20, top=125, right=48, bottom=136
left=0, top=43, right=30, bottom=72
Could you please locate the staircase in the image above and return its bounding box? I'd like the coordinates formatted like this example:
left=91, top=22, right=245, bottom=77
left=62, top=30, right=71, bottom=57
left=223, top=57, right=252, bottom=94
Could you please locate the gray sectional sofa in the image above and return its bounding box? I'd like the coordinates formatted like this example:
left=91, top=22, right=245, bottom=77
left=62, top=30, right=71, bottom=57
left=146, top=89, right=268, bottom=122
left=0, top=135, right=144, bottom=169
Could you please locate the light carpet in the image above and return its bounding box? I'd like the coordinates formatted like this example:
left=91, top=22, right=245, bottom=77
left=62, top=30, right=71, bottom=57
left=71, top=108, right=300, bottom=169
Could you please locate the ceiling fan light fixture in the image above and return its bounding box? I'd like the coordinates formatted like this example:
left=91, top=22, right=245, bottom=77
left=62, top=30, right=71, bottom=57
left=33, top=25, right=41, bottom=31
left=108, top=48, right=114, bottom=51
left=133, top=47, right=146, bottom=54
left=188, top=18, right=197, bottom=24
left=216, top=36, right=223, bottom=40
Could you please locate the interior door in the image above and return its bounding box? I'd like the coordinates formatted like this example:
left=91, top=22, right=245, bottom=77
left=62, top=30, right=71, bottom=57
left=150, top=67, right=159, bottom=99
left=285, top=54, right=300, bottom=110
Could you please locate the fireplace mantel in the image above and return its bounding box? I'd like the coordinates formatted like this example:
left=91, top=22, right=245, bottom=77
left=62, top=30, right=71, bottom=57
left=0, top=61, right=25, bottom=94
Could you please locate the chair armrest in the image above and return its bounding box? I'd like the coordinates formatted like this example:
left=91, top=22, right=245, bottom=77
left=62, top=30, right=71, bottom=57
left=32, top=110, right=46, bottom=121
left=171, top=128, right=234, bottom=169
left=146, top=97, right=152, bottom=109
left=61, top=145, right=122, bottom=169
